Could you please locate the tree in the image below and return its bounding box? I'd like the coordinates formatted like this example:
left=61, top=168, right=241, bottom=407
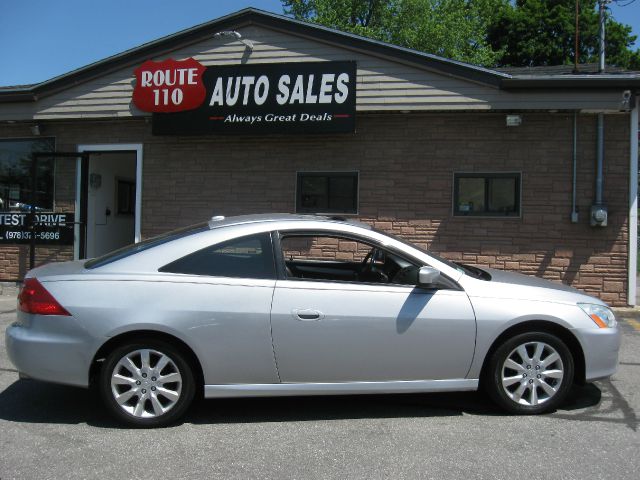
left=282, top=0, right=506, bottom=66
left=483, top=0, right=640, bottom=68
left=388, top=0, right=507, bottom=66
left=283, top=0, right=391, bottom=38
left=281, top=0, right=640, bottom=69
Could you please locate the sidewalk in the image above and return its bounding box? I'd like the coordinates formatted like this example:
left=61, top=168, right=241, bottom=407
left=0, top=283, right=18, bottom=298
left=613, top=276, right=640, bottom=321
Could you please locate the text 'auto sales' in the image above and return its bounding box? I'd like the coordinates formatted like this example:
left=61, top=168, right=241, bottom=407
left=133, top=59, right=357, bottom=135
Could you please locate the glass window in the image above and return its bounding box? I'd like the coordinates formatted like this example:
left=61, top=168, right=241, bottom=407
left=117, top=179, right=135, bottom=215
left=454, top=173, right=520, bottom=216
left=297, top=172, right=358, bottom=214
left=159, top=232, right=275, bottom=279
left=280, top=233, right=419, bottom=285
left=0, top=138, right=55, bottom=212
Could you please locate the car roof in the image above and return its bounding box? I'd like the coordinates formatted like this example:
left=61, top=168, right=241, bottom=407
left=206, top=213, right=372, bottom=231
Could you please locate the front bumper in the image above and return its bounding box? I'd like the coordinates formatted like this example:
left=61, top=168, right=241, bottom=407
left=573, top=325, right=621, bottom=382
left=5, top=314, right=95, bottom=388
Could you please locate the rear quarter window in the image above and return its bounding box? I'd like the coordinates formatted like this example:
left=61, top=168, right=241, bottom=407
left=159, top=232, right=276, bottom=279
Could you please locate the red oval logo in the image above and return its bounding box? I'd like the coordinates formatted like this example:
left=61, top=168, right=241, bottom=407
left=133, top=58, right=206, bottom=113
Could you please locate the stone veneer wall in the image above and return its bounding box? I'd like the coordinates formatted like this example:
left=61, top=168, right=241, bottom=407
left=0, top=112, right=631, bottom=304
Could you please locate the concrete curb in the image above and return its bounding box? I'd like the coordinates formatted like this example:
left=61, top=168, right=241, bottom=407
left=0, top=282, right=19, bottom=297
left=612, top=307, right=640, bottom=320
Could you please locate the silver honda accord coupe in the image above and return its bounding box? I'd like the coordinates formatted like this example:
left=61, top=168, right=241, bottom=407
left=6, top=214, right=620, bottom=427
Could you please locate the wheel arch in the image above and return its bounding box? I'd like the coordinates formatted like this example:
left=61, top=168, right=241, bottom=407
left=89, top=330, right=205, bottom=393
left=479, top=320, right=586, bottom=386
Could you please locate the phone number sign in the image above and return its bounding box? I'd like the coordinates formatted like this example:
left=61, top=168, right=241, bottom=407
left=0, top=213, right=74, bottom=245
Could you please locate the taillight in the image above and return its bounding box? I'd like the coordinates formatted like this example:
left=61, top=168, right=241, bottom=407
left=18, top=278, right=70, bottom=316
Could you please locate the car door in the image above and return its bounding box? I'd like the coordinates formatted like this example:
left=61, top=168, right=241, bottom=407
left=270, top=231, right=476, bottom=383
left=155, top=231, right=280, bottom=385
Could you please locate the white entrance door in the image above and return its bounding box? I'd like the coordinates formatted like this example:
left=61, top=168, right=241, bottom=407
left=86, top=152, right=137, bottom=258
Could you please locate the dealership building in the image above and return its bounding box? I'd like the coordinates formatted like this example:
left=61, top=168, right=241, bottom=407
left=0, top=8, right=638, bottom=305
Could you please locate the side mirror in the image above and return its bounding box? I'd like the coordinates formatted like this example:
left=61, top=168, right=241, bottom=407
left=418, top=266, right=441, bottom=287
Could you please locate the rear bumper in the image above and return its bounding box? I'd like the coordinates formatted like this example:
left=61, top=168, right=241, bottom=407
left=573, top=325, right=621, bottom=382
left=5, top=315, right=95, bottom=388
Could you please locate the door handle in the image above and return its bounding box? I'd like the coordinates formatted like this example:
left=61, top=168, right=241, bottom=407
left=292, top=309, right=323, bottom=321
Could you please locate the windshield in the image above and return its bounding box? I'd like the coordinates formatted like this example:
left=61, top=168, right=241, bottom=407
left=85, top=222, right=208, bottom=269
left=372, top=227, right=490, bottom=279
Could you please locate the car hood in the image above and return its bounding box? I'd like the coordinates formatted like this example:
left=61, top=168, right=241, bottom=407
left=462, top=267, right=606, bottom=306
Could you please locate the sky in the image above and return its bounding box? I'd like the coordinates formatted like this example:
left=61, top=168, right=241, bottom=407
left=0, top=0, right=638, bottom=87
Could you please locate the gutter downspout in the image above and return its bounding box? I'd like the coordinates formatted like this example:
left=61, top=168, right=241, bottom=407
left=590, top=113, right=608, bottom=227
left=596, top=113, right=605, bottom=206
left=571, top=112, right=579, bottom=222
left=628, top=96, right=638, bottom=306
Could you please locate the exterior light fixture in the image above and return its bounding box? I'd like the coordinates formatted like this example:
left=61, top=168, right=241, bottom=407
left=30, top=124, right=41, bottom=136
left=213, top=30, right=254, bottom=50
left=505, top=114, right=522, bottom=127
left=621, top=90, right=632, bottom=111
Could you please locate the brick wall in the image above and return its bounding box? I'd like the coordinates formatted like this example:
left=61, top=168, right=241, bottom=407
left=0, top=112, right=631, bottom=304
left=282, top=236, right=371, bottom=262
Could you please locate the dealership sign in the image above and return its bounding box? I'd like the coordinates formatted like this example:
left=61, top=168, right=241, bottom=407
left=0, top=213, right=74, bottom=245
left=132, top=59, right=356, bottom=135
left=133, top=58, right=206, bottom=113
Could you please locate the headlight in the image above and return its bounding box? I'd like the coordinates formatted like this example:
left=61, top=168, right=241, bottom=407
left=578, top=303, right=617, bottom=328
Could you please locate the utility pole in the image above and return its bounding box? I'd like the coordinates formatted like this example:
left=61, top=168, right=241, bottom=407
left=598, top=0, right=609, bottom=73
left=574, top=0, right=580, bottom=73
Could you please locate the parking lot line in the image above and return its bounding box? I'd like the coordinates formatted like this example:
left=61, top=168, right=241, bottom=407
left=623, top=318, right=640, bottom=331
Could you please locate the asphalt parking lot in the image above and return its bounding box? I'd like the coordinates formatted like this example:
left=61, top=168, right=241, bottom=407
left=0, top=292, right=639, bottom=480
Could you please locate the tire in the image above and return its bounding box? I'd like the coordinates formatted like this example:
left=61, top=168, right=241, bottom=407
left=99, top=338, right=196, bottom=427
left=486, top=331, right=574, bottom=414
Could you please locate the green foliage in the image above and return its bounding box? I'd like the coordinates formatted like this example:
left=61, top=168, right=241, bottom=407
left=281, top=0, right=640, bottom=69
left=282, top=0, right=505, bottom=66
left=284, top=0, right=391, bottom=38
left=388, top=0, right=506, bottom=66
left=487, top=0, right=640, bottom=68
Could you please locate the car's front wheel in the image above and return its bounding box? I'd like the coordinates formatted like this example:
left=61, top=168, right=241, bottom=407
left=486, top=331, right=574, bottom=414
left=99, top=339, right=196, bottom=427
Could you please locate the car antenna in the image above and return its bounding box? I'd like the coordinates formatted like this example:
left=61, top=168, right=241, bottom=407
left=208, top=215, right=225, bottom=228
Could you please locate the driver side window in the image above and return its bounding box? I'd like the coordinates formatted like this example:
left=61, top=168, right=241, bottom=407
left=279, top=234, right=419, bottom=285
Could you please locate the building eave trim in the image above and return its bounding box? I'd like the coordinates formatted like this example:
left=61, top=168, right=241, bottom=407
left=0, top=7, right=508, bottom=104
left=501, top=77, right=640, bottom=89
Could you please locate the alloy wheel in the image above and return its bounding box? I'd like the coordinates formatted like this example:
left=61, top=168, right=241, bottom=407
left=500, top=341, right=564, bottom=407
left=110, top=349, right=183, bottom=418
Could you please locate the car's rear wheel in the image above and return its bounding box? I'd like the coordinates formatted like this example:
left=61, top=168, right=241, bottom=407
left=99, top=339, right=195, bottom=427
left=487, top=331, right=574, bottom=414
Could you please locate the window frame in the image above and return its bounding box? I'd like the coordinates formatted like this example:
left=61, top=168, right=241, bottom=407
left=452, top=172, right=522, bottom=218
left=158, top=231, right=278, bottom=280
left=295, top=171, right=359, bottom=215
